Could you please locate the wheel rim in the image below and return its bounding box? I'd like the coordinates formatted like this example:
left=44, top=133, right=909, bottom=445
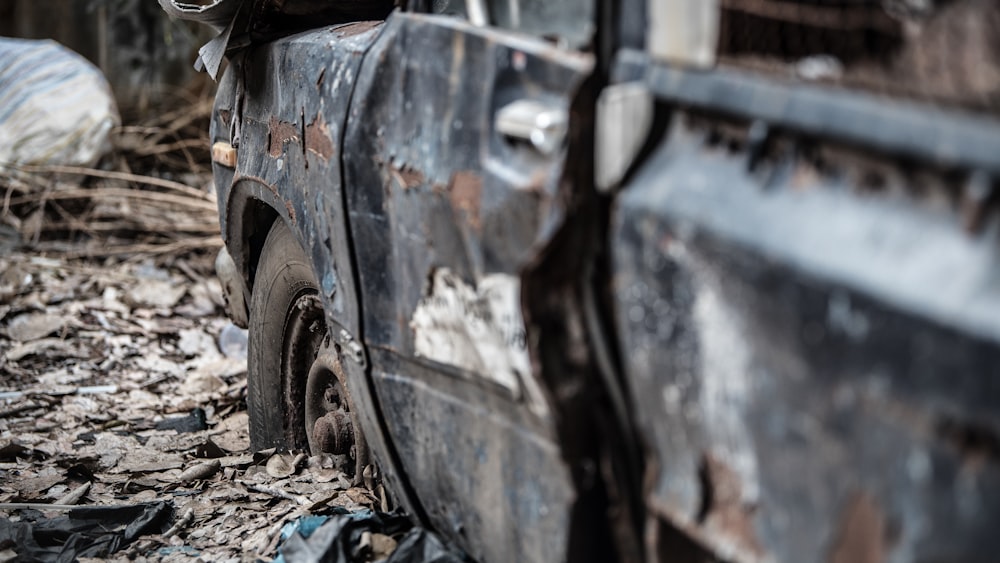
left=305, top=350, right=369, bottom=480
left=283, top=291, right=367, bottom=478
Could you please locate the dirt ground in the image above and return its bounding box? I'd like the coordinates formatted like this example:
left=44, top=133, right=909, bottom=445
left=0, top=248, right=394, bottom=562
left=0, top=98, right=389, bottom=562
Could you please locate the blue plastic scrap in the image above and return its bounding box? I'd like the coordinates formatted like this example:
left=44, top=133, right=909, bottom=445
left=274, top=509, right=467, bottom=563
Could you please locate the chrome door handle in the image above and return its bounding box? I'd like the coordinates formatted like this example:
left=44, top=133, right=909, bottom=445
left=495, top=99, right=568, bottom=156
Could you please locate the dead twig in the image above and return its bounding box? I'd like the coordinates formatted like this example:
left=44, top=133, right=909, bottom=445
left=45, top=236, right=222, bottom=259
left=56, top=482, right=92, bottom=506
left=0, top=402, right=46, bottom=418
left=141, top=373, right=177, bottom=389
left=116, top=125, right=174, bottom=136
left=242, top=482, right=311, bottom=506
left=7, top=187, right=216, bottom=212
left=0, top=385, right=119, bottom=401
left=48, top=201, right=97, bottom=239
left=130, top=138, right=207, bottom=157
left=0, top=503, right=94, bottom=511
left=37, top=221, right=218, bottom=235
left=144, top=99, right=212, bottom=131
left=7, top=164, right=212, bottom=201
left=163, top=507, right=195, bottom=538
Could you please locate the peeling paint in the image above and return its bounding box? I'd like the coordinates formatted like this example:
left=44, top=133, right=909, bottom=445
left=390, top=163, right=425, bottom=190
left=698, top=453, right=765, bottom=558
left=268, top=116, right=299, bottom=158
left=448, top=170, right=482, bottom=232
left=305, top=114, right=335, bottom=160
left=828, top=492, right=885, bottom=563
left=411, top=268, right=529, bottom=395
left=334, top=21, right=382, bottom=38
left=688, top=245, right=760, bottom=507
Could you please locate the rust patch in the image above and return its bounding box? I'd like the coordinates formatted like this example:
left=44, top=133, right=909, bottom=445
left=334, top=21, right=381, bottom=37
left=697, top=453, right=764, bottom=556
left=828, top=491, right=886, bottom=563
left=284, top=200, right=296, bottom=224
left=390, top=164, right=425, bottom=191
left=218, top=109, right=231, bottom=128
left=305, top=115, right=335, bottom=160
left=268, top=116, right=299, bottom=158
left=525, top=168, right=549, bottom=193
left=936, top=412, right=1000, bottom=469
left=448, top=171, right=483, bottom=232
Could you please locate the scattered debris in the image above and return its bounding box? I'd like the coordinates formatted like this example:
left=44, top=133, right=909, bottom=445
left=217, top=322, right=248, bottom=360
left=155, top=408, right=209, bottom=433
left=55, top=482, right=92, bottom=506
left=163, top=507, right=195, bottom=539
left=275, top=509, right=466, bottom=563
left=178, top=459, right=222, bottom=483
left=0, top=250, right=391, bottom=560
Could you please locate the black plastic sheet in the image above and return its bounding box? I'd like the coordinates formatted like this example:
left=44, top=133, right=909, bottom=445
left=0, top=501, right=173, bottom=562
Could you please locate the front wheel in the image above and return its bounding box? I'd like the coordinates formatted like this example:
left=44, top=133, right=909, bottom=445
left=246, top=220, right=368, bottom=478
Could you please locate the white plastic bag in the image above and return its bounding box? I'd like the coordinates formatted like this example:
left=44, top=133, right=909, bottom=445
left=0, top=38, right=120, bottom=167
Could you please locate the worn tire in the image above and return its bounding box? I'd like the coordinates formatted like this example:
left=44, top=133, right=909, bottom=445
left=247, top=220, right=319, bottom=452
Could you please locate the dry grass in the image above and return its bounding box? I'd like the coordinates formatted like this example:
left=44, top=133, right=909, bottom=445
left=0, top=92, right=221, bottom=259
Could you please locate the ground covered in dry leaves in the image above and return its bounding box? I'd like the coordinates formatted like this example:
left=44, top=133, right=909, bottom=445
left=0, top=96, right=398, bottom=562
left=0, top=252, right=392, bottom=562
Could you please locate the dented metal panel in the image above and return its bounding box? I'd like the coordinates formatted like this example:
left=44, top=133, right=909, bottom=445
left=214, top=21, right=382, bottom=339
left=410, top=269, right=529, bottom=396
left=208, top=19, right=427, bottom=516
left=343, top=12, right=594, bottom=563
left=612, top=110, right=1000, bottom=562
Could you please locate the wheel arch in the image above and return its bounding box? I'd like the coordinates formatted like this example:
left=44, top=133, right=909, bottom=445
left=220, top=172, right=426, bottom=520
left=223, top=176, right=287, bottom=296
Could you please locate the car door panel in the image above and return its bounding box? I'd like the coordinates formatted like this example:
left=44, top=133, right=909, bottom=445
left=344, top=12, right=593, bottom=563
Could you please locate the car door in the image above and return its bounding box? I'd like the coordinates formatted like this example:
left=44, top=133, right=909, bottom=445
left=342, top=2, right=597, bottom=562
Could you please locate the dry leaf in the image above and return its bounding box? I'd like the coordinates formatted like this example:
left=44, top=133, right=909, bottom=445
left=178, top=459, right=221, bottom=482
left=266, top=453, right=297, bottom=479
left=2, top=312, right=65, bottom=342
left=125, top=280, right=186, bottom=309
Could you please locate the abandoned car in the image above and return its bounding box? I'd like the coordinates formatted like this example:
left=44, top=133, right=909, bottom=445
left=161, top=0, right=1000, bottom=561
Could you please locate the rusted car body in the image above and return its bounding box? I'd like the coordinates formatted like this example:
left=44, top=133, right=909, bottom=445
left=187, top=0, right=1000, bottom=561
